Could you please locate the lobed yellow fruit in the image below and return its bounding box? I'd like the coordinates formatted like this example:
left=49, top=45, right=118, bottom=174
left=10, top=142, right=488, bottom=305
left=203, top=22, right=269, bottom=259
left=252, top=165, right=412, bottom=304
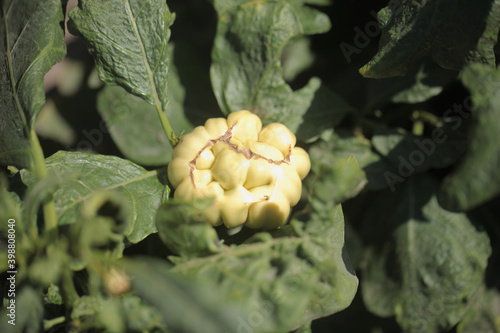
left=167, top=110, right=311, bottom=229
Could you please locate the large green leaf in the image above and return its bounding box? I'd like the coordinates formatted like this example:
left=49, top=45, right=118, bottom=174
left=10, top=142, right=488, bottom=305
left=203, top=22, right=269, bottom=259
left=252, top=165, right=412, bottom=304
left=439, top=64, right=500, bottom=211
left=360, top=0, right=500, bottom=78
left=68, top=0, right=174, bottom=112
left=166, top=169, right=358, bottom=331
left=21, top=151, right=167, bottom=243
left=210, top=0, right=346, bottom=140
left=360, top=175, right=491, bottom=333
left=96, top=44, right=194, bottom=166
left=0, top=0, right=66, bottom=168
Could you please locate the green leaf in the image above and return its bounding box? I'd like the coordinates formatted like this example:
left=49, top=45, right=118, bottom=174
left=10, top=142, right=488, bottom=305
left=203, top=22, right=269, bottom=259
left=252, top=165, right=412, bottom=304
left=360, top=0, right=500, bottom=78
left=121, top=295, right=165, bottom=332
left=96, top=44, right=194, bottom=166
left=70, top=296, right=123, bottom=332
left=21, top=151, right=167, bottom=243
left=303, top=0, right=332, bottom=5
left=0, top=173, right=21, bottom=227
left=70, top=294, right=166, bottom=332
left=68, top=0, right=174, bottom=112
left=0, top=0, right=66, bottom=168
left=28, top=249, right=66, bottom=286
left=360, top=175, right=491, bottom=333
left=439, top=63, right=500, bottom=211
left=295, top=84, right=355, bottom=142
left=35, top=99, right=77, bottom=147
left=44, top=284, right=63, bottom=305
left=121, top=257, right=240, bottom=333
left=170, top=188, right=358, bottom=331
left=210, top=0, right=342, bottom=140
left=71, top=295, right=102, bottom=322
left=308, top=134, right=392, bottom=191
left=295, top=321, right=313, bottom=333
left=308, top=153, right=367, bottom=204
left=22, top=170, right=73, bottom=238
left=282, top=37, right=315, bottom=82
left=371, top=124, right=467, bottom=174
left=96, top=87, right=187, bottom=167
left=156, top=198, right=224, bottom=260
left=457, top=286, right=500, bottom=333
left=68, top=216, right=125, bottom=270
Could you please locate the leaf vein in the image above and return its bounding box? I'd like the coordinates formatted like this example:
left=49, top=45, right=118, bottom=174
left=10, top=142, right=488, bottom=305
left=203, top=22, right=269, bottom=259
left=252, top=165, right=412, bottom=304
left=124, top=0, right=164, bottom=110
left=10, top=2, right=43, bottom=54
left=49, top=163, right=157, bottom=218
left=133, top=0, right=149, bottom=21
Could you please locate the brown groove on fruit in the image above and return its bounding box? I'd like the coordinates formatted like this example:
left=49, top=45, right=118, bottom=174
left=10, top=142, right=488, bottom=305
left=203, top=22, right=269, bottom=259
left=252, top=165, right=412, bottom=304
left=189, top=121, right=292, bottom=188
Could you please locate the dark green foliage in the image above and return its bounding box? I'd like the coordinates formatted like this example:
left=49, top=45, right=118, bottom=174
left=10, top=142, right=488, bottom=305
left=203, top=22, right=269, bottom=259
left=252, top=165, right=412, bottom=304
left=0, top=0, right=499, bottom=332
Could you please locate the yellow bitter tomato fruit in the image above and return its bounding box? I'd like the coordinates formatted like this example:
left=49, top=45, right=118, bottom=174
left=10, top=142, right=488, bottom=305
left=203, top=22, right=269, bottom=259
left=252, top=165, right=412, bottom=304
left=167, top=110, right=311, bottom=229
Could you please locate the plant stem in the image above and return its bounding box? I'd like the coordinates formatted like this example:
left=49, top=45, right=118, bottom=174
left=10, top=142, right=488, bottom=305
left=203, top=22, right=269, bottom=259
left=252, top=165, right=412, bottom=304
left=61, top=269, right=79, bottom=307
left=123, top=0, right=178, bottom=147
left=29, top=127, right=58, bottom=238
left=44, top=316, right=66, bottom=331
left=156, top=105, right=177, bottom=147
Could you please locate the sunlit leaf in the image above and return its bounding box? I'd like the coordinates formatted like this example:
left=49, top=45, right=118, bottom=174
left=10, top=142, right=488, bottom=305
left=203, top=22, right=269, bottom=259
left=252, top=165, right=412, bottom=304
left=0, top=0, right=66, bottom=168
left=68, top=0, right=174, bottom=111
left=21, top=151, right=167, bottom=243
